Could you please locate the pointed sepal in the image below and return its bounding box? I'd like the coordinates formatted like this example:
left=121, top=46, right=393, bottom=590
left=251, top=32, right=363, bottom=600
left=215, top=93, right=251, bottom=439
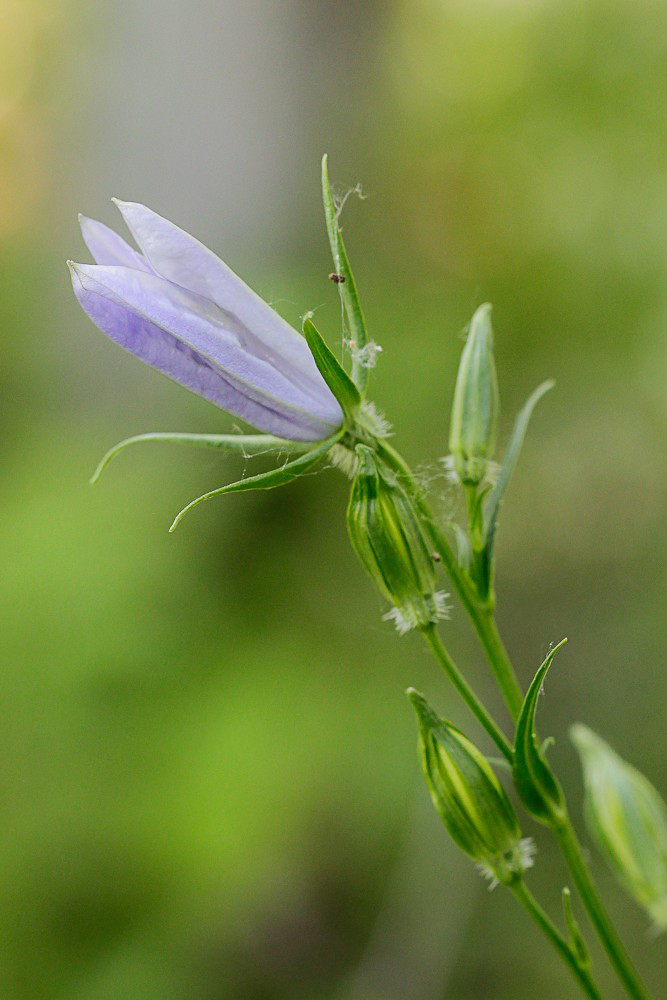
left=475, top=380, right=554, bottom=600
left=321, top=154, right=370, bottom=394
left=513, top=639, right=567, bottom=826
left=303, top=315, right=361, bottom=424
left=90, top=431, right=317, bottom=484
left=169, top=434, right=339, bottom=531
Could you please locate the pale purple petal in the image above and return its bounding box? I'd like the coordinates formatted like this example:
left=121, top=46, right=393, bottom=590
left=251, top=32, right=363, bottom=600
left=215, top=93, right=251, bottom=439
left=72, top=262, right=341, bottom=427
left=69, top=262, right=341, bottom=441
left=79, top=215, right=152, bottom=272
left=112, top=200, right=323, bottom=389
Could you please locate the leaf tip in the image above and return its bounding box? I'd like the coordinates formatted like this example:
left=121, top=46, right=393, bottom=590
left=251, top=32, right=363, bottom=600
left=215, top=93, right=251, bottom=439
left=89, top=453, right=110, bottom=485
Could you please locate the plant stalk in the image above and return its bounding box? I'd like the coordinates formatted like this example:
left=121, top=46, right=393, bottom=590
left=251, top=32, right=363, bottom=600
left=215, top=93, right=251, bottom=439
left=381, top=440, right=650, bottom=998
left=511, top=880, right=603, bottom=1000
left=421, top=626, right=513, bottom=763
left=554, top=818, right=651, bottom=1000
left=376, top=440, right=524, bottom=718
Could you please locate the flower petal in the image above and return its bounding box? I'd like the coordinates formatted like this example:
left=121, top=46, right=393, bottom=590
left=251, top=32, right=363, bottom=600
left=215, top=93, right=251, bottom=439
left=70, top=261, right=342, bottom=436
left=69, top=262, right=335, bottom=441
left=79, top=215, right=152, bottom=272
left=112, top=200, right=323, bottom=388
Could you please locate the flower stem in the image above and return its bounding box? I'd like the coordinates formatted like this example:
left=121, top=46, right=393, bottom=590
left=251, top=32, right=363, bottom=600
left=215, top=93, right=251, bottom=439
left=375, top=441, right=524, bottom=718
left=460, top=601, right=524, bottom=720
left=379, top=440, right=649, bottom=997
left=511, top=880, right=603, bottom=1000
left=553, top=817, right=651, bottom=1000
left=420, top=626, right=513, bottom=763
left=423, top=516, right=523, bottom=718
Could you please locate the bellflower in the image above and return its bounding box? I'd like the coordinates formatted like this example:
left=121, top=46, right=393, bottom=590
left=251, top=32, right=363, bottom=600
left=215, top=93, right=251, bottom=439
left=68, top=201, right=344, bottom=442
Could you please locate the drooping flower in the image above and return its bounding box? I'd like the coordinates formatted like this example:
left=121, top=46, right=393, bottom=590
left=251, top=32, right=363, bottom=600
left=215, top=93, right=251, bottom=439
left=68, top=201, right=344, bottom=442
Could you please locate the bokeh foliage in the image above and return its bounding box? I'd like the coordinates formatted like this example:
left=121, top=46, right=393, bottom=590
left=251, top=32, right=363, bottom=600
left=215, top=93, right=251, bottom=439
left=2, top=1, right=667, bottom=996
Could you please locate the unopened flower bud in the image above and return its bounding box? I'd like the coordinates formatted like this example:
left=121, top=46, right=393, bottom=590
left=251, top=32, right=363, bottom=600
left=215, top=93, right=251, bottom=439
left=347, top=446, right=448, bottom=633
left=572, top=724, right=667, bottom=930
left=449, top=303, right=500, bottom=486
left=409, top=689, right=535, bottom=887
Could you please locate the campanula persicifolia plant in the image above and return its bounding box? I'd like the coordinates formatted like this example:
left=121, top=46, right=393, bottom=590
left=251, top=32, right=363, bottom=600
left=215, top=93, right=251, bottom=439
left=70, top=158, right=666, bottom=999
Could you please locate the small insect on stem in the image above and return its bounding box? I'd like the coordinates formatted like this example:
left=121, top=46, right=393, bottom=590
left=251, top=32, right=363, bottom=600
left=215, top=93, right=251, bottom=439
left=329, top=272, right=346, bottom=283
left=432, top=552, right=442, bottom=562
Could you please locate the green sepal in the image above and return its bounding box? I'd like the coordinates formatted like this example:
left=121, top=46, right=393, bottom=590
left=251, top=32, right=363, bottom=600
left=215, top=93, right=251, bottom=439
left=303, top=315, right=361, bottom=424
left=321, top=154, right=370, bottom=394
left=562, top=887, right=591, bottom=969
left=476, top=380, right=554, bottom=600
left=467, top=483, right=491, bottom=550
left=90, top=432, right=316, bottom=484
left=169, top=433, right=340, bottom=532
left=513, top=638, right=567, bottom=826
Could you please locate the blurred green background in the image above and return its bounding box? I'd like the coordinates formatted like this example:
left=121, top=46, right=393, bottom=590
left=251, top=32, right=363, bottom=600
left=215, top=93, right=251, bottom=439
left=2, top=0, right=667, bottom=996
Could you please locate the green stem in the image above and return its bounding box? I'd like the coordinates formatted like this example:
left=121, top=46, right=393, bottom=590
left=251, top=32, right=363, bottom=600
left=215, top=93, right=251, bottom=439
left=554, top=817, right=651, bottom=1000
left=469, top=608, right=523, bottom=720
left=376, top=441, right=524, bottom=718
left=377, top=440, right=648, bottom=997
left=511, top=880, right=603, bottom=1000
left=423, top=515, right=523, bottom=719
left=421, top=626, right=513, bottom=763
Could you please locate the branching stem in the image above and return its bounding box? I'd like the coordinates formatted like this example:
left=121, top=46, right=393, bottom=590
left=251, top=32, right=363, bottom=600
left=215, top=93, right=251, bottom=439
left=553, top=817, right=651, bottom=1000
left=380, top=439, right=652, bottom=1000
left=511, top=880, right=603, bottom=1000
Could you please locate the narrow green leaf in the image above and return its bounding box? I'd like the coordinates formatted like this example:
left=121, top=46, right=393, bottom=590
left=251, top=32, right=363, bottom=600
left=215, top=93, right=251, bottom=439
left=513, top=638, right=567, bottom=825
left=91, top=432, right=316, bottom=484
left=169, top=436, right=338, bottom=532
left=321, top=154, right=370, bottom=394
left=483, top=379, right=554, bottom=556
left=303, top=315, right=361, bottom=421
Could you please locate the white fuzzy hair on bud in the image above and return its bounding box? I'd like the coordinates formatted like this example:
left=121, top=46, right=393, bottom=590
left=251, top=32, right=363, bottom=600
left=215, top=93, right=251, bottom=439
left=476, top=838, right=537, bottom=891
left=383, top=591, right=451, bottom=635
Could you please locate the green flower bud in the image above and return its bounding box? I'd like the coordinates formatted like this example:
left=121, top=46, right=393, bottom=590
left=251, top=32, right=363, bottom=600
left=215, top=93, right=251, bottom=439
left=572, top=724, right=667, bottom=930
left=449, top=303, right=500, bottom=486
left=409, top=689, right=535, bottom=887
left=347, top=446, right=448, bottom=634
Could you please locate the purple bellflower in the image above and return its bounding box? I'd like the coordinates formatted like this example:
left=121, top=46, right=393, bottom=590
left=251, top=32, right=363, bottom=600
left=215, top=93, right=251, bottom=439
left=69, top=201, right=344, bottom=442
left=70, top=167, right=445, bottom=638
